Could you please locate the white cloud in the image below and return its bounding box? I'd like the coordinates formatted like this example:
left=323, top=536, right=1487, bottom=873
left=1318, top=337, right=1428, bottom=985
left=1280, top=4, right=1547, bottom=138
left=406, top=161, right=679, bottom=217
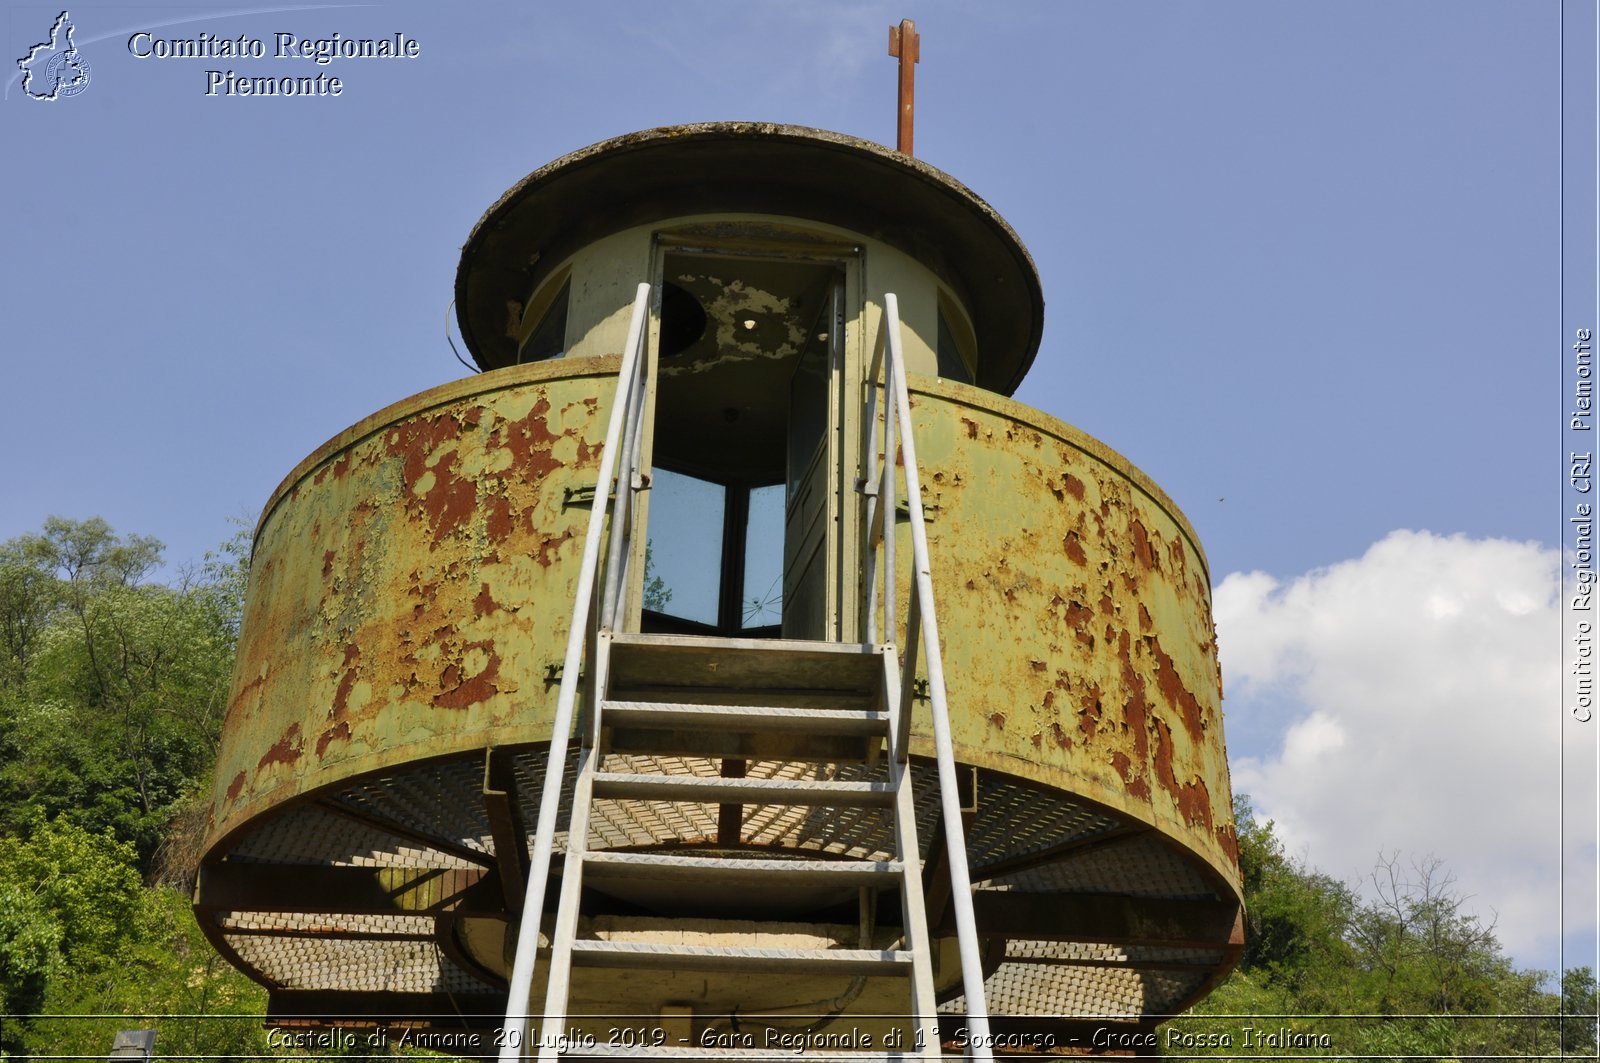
left=1214, top=530, right=1592, bottom=974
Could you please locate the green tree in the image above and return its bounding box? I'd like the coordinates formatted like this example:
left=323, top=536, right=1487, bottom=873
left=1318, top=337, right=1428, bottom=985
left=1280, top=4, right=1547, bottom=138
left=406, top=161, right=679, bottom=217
left=0, top=813, right=269, bottom=1057
left=1232, top=797, right=1356, bottom=1009
left=1166, top=797, right=1580, bottom=1060
left=0, top=518, right=243, bottom=868
left=0, top=519, right=274, bottom=1057
left=1562, top=966, right=1598, bottom=1056
left=642, top=539, right=672, bottom=613
left=0, top=816, right=143, bottom=1051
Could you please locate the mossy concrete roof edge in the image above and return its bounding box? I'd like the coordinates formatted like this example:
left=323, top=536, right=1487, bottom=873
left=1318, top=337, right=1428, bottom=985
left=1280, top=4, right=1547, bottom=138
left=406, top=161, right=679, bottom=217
left=455, top=122, right=1046, bottom=394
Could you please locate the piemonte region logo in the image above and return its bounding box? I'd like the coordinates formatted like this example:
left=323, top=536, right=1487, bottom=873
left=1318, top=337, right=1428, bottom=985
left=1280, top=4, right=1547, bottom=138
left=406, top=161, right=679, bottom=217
left=17, top=10, right=91, bottom=101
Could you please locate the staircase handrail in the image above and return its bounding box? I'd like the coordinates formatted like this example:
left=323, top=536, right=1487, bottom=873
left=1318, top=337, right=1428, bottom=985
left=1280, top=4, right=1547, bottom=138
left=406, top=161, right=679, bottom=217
left=498, top=281, right=653, bottom=1061
left=862, top=293, right=995, bottom=1061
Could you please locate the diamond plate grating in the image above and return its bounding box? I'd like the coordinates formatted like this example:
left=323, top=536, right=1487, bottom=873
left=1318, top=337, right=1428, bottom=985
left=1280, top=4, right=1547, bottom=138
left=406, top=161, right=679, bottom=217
left=215, top=745, right=1231, bottom=1018
left=741, top=760, right=895, bottom=857
left=941, top=960, right=1207, bottom=1019
left=217, top=911, right=435, bottom=936
left=965, top=774, right=1119, bottom=869
left=222, top=933, right=492, bottom=994
left=229, top=749, right=1136, bottom=880
left=508, top=744, right=579, bottom=851
left=229, top=802, right=479, bottom=869
left=328, top=758, right=493, bottom=857
left=985, top=833, right=1214, bottom=899
left=1002, top=939, right=1225, bottom=968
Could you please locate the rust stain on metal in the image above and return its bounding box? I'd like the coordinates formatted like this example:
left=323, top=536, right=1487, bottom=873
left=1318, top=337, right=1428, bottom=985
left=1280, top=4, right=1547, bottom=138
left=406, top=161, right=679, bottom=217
left=390, top=410, right=479, bottom=545
left=311, top=452, right=351, bottom=487
left=1152, top=716, right=1214, bottom=831
left=330, top=643, right=361, bottom=720
left=257, top=723, right=303, bottom=773
left=483, top=491, right=516, bottom=543
left=474, top=582, right=503, bottom=617
left=1048, top=721, right=1071, bottom=751
left=1111, top=750, right=1151, bottom=801
left=1215, top=822, right=1241, bottom=868
left=1063, top=529, right=1087, bottom=566
left=1151, top=635, right=1208, bottom=743
left=433, top=638, right=503, bottom=710
left=204, top=366, right=1241, bottom=931
left=1165, top=537, right=1189, bottom=581
left=1077, top=689, right=1102, bottom=742
left=315, top=721, right=351, bottom=757
left=1129, top=519, right=1157, bottom=571
left=1115, top=630, right=1152, bottom=767
left=534, top=529, right=575, bottom=568
left=203, top=364, right=615, bottom=852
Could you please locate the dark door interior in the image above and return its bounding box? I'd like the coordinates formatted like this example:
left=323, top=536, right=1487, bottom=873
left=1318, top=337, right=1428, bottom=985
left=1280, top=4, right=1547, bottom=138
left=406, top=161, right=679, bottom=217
left=643, top=251, right=841, bottom=639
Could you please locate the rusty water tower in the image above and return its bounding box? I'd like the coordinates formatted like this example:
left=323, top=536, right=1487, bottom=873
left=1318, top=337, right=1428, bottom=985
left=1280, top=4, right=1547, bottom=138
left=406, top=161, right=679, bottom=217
left=195, top=120, right=1243, bottom=1056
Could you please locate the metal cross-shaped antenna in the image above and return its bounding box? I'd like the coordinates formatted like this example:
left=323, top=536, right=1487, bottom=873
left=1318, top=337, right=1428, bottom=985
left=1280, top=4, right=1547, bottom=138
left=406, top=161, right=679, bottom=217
left=887, top=18, right=920, bottom=155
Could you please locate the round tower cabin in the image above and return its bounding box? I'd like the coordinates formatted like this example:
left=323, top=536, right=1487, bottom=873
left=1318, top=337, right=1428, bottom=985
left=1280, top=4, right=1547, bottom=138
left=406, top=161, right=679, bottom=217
left=198, top=123, right=1243, bottom=1051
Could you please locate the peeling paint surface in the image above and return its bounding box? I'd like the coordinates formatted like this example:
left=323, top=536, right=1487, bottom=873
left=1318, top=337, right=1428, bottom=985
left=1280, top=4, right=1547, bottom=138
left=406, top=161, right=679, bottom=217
left=897, top=378, right=1239, bottom=890
left=204, top=359, right=616, bottom=855
left=204, top=359, right=1239, bottom=906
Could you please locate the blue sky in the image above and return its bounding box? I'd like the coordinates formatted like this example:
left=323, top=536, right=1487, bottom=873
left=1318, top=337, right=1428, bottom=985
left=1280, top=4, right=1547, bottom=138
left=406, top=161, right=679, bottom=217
left=2, top=1, right=1593, bottom=983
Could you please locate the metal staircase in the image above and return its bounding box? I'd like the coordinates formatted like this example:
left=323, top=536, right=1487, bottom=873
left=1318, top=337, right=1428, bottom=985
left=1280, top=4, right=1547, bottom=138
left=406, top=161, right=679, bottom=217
left=497, top=286, right=993, bottom=1060
left=542, top=631, right=940, bottom=1059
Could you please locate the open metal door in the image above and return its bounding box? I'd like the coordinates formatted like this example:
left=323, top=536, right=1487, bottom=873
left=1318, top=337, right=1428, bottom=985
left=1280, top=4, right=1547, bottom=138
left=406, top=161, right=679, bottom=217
left=783, top=278, right=844, bottom=640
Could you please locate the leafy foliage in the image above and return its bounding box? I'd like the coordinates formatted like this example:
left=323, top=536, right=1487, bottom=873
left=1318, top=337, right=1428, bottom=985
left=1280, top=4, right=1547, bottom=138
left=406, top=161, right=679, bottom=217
left=0, top=814, right=268, bottom=1056
left=1163, top=797, right=1596, bottom=1059
left=0, top=518, right=245, bottom=869
left=0, top=519, right=268, bottom=1057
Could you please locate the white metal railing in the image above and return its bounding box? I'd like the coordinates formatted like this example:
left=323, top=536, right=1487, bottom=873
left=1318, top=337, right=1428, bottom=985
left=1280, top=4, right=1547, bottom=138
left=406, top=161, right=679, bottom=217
left=860, top=293, right=995, bottom=1061
left=498, top=282, right=652, bottom=1062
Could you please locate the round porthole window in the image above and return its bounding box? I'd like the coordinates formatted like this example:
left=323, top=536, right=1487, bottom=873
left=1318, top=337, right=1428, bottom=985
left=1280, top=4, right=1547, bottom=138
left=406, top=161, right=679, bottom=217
left=659, top=281, right=706, bottom=358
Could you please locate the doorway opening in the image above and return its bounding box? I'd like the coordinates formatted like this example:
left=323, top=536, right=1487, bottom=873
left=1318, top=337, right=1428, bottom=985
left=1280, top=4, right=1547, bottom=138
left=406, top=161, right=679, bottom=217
left=643, top=247, right=846, bottom=640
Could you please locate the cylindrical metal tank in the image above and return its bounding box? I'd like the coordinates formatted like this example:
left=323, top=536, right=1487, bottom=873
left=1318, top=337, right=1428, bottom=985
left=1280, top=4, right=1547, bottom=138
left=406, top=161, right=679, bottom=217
left=197, top=124, right=1242, bottom=1046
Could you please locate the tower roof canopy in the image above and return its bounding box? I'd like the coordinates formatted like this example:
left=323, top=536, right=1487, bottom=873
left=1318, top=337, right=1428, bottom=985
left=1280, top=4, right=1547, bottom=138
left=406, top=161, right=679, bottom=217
left=456, top=122, right=1044, bottom=393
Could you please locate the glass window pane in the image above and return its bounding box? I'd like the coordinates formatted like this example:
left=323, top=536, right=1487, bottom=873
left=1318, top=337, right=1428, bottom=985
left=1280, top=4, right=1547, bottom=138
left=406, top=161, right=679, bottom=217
left=519, top=277, right=570, bottom=363
left=788, top=337, right=829, bottom=496
left=935, top=304, right=973, bottom=384
left=645, top=468, right=724, bottom=626
left=741, top=484, right=785, bottom=630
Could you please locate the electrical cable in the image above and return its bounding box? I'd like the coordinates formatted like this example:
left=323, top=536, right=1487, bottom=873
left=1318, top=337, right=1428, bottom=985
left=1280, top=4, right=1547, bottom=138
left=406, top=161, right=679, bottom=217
left=446, top=298, right=480, bottom=374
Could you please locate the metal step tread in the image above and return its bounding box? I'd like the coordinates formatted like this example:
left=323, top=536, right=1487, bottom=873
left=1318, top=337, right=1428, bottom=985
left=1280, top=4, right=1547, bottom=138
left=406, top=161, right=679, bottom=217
left=603, top=701, right=889, bottom=734
left=583, top=850, right=904, bottom=886
left=590, top=772, right=894, bottom=806
left=568, top=939, right=914, bottom=974
left=606, top=634, right=886, bottom=700
left=609, top=632, right=883, bottom=657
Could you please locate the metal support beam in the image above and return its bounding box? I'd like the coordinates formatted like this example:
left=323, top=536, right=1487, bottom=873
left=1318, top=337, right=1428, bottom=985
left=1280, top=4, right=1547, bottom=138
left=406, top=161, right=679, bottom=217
left=483, top=747, right=531, bottom=912
left=952, top=891, right=1243, bottom=949
left=970, top=824, right=1151, bottom=884
left=315, top=798, right=494, bottom=868
left=196, top=863, right=496, bottom=915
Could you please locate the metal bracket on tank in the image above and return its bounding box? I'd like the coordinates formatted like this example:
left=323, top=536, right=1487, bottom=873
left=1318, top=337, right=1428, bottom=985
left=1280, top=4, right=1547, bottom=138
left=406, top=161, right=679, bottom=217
left=544, top=662, right=584, bottom=687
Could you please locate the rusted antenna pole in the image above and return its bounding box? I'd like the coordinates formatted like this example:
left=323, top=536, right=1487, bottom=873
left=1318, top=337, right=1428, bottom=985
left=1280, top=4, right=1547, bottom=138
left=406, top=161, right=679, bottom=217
left=887, top=18, right=920, bottom=155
